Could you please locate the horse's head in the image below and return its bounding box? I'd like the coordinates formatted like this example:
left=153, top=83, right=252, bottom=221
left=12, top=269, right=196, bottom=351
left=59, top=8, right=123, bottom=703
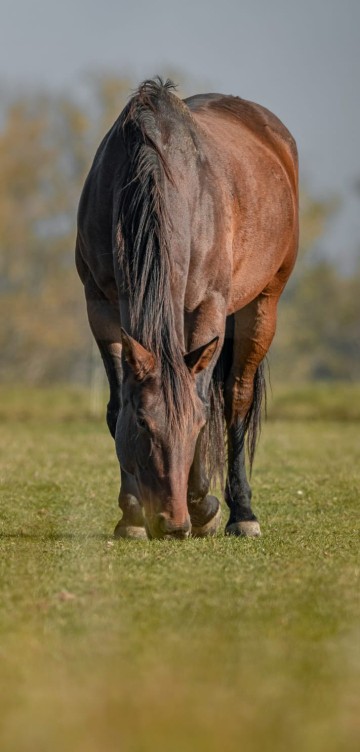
left=116, top=330, right=218, bottom=539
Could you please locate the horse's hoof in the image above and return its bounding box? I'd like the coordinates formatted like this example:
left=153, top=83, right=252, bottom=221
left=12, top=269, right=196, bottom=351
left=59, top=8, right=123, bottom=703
left=225, top=520, right=261, bottom=538
left=114, top=521, right=148, bottom=540
left=191, top=498, right=222, bottom=537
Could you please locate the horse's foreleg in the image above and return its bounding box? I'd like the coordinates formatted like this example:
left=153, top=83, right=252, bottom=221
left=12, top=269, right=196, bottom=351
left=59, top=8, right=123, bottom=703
left=85, top=278, right=122, bottom=436
left=187, top=432, right=222, bottom=537
left=224, top=290, right=279, bottom=537
left=114, top=468, right=147, bottom=540
left=85, top=278, right=147, bottom=539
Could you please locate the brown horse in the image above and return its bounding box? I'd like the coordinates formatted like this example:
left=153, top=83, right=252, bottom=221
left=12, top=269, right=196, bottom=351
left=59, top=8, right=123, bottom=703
left=76, top=78, right=298, bottom=540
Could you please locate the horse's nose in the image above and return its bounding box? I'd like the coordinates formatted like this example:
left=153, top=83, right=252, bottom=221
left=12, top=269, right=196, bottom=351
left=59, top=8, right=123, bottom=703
left=150, top=512, right=191, bottom=540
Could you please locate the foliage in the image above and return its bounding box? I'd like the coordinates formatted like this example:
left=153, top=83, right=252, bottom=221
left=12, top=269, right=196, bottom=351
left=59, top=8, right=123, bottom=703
left=0, top=386, right=359, bottom=751
left=273, top=258, right=360, bottom=381
left=0, top=74, right=358, bottom=383
left=0, top=77, right=131, bottom=383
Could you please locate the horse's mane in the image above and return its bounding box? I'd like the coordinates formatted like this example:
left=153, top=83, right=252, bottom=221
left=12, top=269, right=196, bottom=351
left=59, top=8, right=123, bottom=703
left=117, top=77, right=196, bottom=431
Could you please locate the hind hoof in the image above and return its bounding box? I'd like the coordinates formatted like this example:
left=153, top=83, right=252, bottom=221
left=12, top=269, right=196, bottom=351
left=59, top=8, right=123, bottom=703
left=191, top=497, right=222, bottom=537
left=114, top=522, right=148, bottom=540
left=225, top=520, right=261, bottom=538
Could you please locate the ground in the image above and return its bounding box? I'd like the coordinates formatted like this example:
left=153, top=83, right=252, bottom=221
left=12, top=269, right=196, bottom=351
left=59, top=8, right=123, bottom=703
left=0, top=385, right=359, bottom=752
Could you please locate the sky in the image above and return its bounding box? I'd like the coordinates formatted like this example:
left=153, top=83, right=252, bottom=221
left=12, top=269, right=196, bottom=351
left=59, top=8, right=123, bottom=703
left=1, top=0, right=359, bottom=267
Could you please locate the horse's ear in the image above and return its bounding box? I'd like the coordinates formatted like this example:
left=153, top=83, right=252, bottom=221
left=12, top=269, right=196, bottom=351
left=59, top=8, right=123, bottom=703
left=184, top=336, right=219, bottom=376
left=120, top=328, right=156, bottom=381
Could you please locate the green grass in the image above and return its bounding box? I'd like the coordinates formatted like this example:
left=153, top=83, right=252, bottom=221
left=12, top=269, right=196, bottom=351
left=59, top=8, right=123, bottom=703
left=0, top=386, right=359, bottom=752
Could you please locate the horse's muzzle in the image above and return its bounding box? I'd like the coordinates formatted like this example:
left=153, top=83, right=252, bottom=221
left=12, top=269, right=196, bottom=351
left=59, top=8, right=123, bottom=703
left=146, top=512, right=191, bottom=540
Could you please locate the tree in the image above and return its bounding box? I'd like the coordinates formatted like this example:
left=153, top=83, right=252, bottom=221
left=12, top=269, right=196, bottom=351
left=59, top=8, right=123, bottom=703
left=271, top=188, right=359, bottom=381
left=0, top=76, right=132, bottom=383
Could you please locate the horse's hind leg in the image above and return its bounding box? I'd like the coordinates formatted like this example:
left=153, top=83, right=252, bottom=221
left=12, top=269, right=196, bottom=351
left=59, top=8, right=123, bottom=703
left=224, top=289, right=279, bottom=537
left=85, top=277, right=146, bottom=539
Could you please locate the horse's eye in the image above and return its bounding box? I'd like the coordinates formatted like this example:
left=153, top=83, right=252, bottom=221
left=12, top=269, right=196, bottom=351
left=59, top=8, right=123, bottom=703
left=137, top=416, right=147, bottom=431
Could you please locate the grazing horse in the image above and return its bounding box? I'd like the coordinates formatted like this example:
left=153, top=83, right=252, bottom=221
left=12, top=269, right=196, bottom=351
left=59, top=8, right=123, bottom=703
left=76, top=78, right=298, bottom=540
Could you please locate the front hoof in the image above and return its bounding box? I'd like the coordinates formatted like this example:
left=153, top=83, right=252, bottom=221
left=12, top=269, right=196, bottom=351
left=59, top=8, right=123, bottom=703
left=225, top=520, right=261, bottom=537
left=114, top=521, right=148, bottom=540
left=191, top=496, right=222, bottom=537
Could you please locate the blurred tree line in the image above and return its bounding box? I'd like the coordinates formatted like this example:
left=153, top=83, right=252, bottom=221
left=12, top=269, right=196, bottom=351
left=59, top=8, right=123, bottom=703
left=0, top=74, right=359, bottom=384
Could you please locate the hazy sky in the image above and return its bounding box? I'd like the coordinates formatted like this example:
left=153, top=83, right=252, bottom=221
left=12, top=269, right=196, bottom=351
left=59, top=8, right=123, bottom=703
left=1, top=0, right=359, bottom=266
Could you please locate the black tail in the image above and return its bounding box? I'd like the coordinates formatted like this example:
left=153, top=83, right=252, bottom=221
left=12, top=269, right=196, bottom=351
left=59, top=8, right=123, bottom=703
left=243, top=361, right=267, bottom=474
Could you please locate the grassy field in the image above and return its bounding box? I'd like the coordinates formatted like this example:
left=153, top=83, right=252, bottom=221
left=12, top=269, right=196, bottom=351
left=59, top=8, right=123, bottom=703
left=0, top=385, right=359, bottom=752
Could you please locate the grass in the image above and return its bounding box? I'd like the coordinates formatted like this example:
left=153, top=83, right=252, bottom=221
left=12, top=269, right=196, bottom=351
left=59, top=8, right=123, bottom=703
left=0, top=385, right=359, bottom=751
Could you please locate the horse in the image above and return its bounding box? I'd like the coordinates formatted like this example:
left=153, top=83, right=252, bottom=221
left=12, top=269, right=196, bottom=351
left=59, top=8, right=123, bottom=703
left=76, top=78, right=298, bottom=540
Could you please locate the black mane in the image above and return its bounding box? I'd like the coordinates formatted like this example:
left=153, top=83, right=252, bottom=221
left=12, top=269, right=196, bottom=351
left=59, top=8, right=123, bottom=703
left=117, top=78, right=195, bottom=430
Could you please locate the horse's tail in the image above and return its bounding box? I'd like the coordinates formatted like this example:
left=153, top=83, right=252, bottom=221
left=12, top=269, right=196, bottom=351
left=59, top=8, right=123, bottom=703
left=243, top=361, right=267, bottom=473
